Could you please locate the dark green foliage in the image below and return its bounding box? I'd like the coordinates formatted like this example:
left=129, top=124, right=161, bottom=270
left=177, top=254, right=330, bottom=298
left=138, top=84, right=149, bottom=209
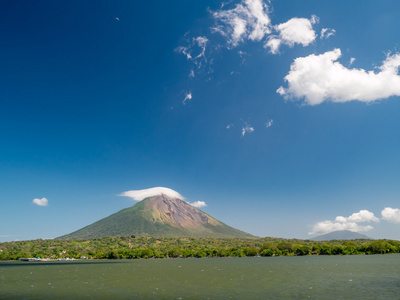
left=1, top=236, right=399, bottom=261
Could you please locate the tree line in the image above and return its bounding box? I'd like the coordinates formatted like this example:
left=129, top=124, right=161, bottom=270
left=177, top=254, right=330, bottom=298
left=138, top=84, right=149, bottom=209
left=1, top=236, right=399, bottom=260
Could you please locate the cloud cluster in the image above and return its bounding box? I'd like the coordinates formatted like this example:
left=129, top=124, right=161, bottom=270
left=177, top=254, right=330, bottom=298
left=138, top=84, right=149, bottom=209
left=176, top=35, right=212, bottom=79
left=309, top=210, right=379, bottom=235
left=320, top=28, right=335, bottom=40
left=212, top=0, right=318, bottom=54
left=176, top=36, right=209, bottom=62
left=278, top=49, right=400, bottom=105
left=310, top=207, right=400, bottom=235
left=33, top=198, right=48, bottom=206
left=119, top=187, right=184, bottom=201
left=212, top=0, right=271, bottom=47
left=241, top=123, right=254, bottom=136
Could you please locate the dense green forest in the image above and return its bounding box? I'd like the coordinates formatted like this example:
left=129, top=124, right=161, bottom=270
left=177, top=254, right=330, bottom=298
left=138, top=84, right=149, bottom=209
left=1, top=236, right=399, bottom=260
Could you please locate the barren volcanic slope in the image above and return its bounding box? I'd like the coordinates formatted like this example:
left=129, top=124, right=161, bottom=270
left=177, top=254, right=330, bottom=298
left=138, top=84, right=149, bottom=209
left=58, top=194, right=255, bottom=239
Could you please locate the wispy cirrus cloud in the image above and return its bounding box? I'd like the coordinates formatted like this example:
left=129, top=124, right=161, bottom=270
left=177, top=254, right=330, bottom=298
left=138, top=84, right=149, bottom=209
left=175, top=36, right=209, bottom=67
left=320, top=28, right=335, bottom=40
left=265, top=119, right=273, bottom=128
left=183, top=92, right=192, bottom=104
left=241, top=123, right=254, bottom=136
left=278, top=49, right=400, bottom=105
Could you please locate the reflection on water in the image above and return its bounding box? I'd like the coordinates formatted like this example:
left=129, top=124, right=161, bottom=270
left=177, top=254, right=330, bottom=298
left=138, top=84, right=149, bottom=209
left=1, top=255, right=399, bottom=299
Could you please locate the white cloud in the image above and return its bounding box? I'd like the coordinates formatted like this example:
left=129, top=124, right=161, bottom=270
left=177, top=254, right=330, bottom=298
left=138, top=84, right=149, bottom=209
left=336, top=210, right=379, bottom=223
left=241, top=123, right=254, bottom=136
left=278, top=49, right=400, bottom=105
left=349, top=57, right=356, bottom=66
left=176, top=36, right=208, bottom=61
left=33, top=198, right=48, bottom=206
left=213, top=1, right=318, bottom=55
left=119, top=187, right=184, bottom=201
left=265, top=119, right=273, bottom=128
left=189, top=69, right=195, bottom=78
left=320, top=28, right=335, bottom=39
left=188, top=201, right=207, bottom=208
left=183, top=92, right=192, bottom=104
left=310, top=15, right=319, bottom=25
left=265, top=38, right=281, bottom=54
left=381, top=207, right=400, bottom=224
left=175, top=46, right=192, bottom=60
left=193, top=36, right=208, bottom=59
left=212, top=0, right=271, bottom=47
left=309, top=221, right=374, bottom=235
left=266, top=16, right=317, bottom=54
left=309, top=209, right=379, bottom=235
left=226, top=123, right=233, bottom=129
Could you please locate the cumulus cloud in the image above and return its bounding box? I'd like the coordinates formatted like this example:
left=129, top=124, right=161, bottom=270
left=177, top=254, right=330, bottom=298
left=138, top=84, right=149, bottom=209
left=266, top=16, right=318, bottom=54
left=213, top=0, right=318, bottom=54
left=33, top=198, right=48, bottom=206
left=188, top=201, right=207, bottom=208
left=278, top=49, right=400, bottom=105
left=335, top=210, right=379, bottom=223
left=320, top=28, right=335, bottom=39
left=381, top=207, right=400, bottom=224
left=265, top=119, right=273, bottom=128
left=309, top=209, right=379, bottom=235
left=241, top=123, right=254, bottom=136
left=212, top=0, right=271, bottom=47
left=183, top=92, right=192, bottom=104
left=119, top=187, right=184, bottom=201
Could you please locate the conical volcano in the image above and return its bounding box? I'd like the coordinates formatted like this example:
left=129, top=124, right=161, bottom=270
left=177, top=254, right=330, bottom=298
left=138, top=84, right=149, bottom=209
left=58, top=194, right=255, bottom=239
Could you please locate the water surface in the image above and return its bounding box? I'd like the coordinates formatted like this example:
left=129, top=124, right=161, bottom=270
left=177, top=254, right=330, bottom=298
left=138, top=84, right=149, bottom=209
left=1, top=255, right=399, bottom=299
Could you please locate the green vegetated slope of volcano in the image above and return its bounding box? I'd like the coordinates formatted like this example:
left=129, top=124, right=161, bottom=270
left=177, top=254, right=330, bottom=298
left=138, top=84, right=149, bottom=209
left=58, top=194, right=255, bottom=239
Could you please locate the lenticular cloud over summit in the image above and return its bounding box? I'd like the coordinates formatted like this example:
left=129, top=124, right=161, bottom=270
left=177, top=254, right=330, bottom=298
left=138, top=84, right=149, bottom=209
left=119, top=187, right=184, bottom=201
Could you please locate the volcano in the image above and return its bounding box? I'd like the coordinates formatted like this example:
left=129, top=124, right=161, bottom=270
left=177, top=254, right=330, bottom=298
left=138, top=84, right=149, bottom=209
left=58, top=194, right=255, bottom=239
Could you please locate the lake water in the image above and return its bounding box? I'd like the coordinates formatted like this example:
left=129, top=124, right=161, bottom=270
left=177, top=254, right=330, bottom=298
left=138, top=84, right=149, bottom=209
left=1, top=255, right=399, bottom=299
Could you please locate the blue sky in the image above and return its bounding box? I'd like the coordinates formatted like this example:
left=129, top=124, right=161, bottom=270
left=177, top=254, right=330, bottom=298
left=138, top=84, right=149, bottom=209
left=2, top=0, right=400, bottom=242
